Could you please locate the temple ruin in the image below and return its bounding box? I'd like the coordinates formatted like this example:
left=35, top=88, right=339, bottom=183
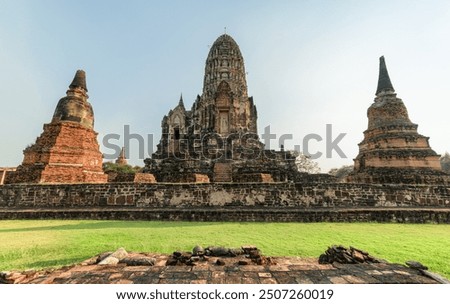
left=348, top=56, right=449, bottom=184
left=3, top=35, right=448, bottom=187
left=144, top=34, right=298, bottom=183
left=5, top=70, right=108, bottom=184
left=1, top=36, right=450, bottom=223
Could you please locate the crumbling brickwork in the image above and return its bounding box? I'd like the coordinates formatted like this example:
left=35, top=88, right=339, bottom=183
left=1, top=182, right=450, bottom=221
left=5, top=70, right=107, bottom=184
left=107, top=173, right=157, bottom=183
left=144, top=34, right=297, bottom=182
left=1, top=182, right=450, bottom=209
left=0, top=168, right=15, bottom=185
left=348, top=57, right=449, bottom=184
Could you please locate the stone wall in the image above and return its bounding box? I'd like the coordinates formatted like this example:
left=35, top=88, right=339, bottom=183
left=234, top=173, right=274, bottom=183
left=1, top=182, right=450, bottom=209
left=1, top=207, right=448, bottom=223
left=0, top=168, right=15, bottom=185
left=107, top=173, right=157, bottom=183
left=348, top=168, right=450, bottom=185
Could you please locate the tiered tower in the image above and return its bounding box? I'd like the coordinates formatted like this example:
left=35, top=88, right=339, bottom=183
left=145, top=34, right=296, bottom=182
left=197, top=34, right=258, bottom=135
left=6, top=70, right=107, bottom=184
left=348, top=57, right=448, bottom=184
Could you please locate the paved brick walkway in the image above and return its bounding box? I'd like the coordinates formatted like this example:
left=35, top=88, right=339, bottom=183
left=2, top=253, right=443, bottom=284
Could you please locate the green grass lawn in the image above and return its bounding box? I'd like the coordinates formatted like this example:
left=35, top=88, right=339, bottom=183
left=1, top=220, right=449, bottom=278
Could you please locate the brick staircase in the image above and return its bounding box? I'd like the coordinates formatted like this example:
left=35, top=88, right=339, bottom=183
left=213, top=162, right=232, bottom=182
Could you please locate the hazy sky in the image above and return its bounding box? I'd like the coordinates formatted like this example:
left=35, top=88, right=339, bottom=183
left=1, top=0, right=449, bottom=172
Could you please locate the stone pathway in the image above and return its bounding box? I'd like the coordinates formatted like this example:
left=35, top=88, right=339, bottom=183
left=1, top=253, right=444, bottom=284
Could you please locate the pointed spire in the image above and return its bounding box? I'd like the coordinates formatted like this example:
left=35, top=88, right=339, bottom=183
left=178, top=93, right=184, bottom=106
left=120, top=146, right=126, bottom=158
left=376, top=56, right=394, bottom=95
left=69, top=70, right=88, bottom=92
left=115, top=147, right=127, bottom=165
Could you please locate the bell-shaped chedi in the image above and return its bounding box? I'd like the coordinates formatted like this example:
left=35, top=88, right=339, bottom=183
left=6, top=70, right=107, bottom=184
left=52, top=70, right=93, bottom=128
left=348, top=57, right=448, bottom=184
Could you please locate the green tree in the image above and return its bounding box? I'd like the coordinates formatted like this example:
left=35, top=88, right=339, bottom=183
left=103, top=162, right=141, bottom=174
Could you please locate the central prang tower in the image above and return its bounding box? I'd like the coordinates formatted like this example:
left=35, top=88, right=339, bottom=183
left=144, top=34, right=297, bottom=183
left=199, top=34, right=257, bottom=135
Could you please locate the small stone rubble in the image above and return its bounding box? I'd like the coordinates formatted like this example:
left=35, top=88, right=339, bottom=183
left=92, top=248, right=156, bottom=267
left=405, top=260, right=428, bottom=270
left=0, top=245, right=447, bottom=284
left=319, top=245, right=382, bottom=264
left=166, top=245, right=275, bottom=267
left=98, top=248, right=128, bottom=265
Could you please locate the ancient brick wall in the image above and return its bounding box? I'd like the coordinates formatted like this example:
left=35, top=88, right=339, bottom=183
left=107, top=173, right=157, bottom=183
left=6, top=122, right=107, bottom=184
left=234, top=173, right=274, bottom=183
left=0, top=168, right=16, bottom=185
left=1, top=208, right=448, bottom=223
left=1, top=182, right=450, bottom=209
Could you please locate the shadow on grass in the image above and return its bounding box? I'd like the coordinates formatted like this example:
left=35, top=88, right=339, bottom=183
left=0, top=221, right=232, bottom=233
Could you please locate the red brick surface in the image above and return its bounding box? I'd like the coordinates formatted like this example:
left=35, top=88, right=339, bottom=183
left=7, top=122, right=107, bottom=184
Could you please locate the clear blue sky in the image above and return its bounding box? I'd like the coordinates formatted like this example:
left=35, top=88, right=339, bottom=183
left=1, top=0, right=450, bottom=171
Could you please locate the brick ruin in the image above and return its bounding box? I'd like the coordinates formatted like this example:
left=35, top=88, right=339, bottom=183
left=5, top=71, right=107, bottom=184
left=348, top=57, right=449, bottom=184
left=0, top=168, right=16, bottom=185
left=2, top=35, right=448, bottom=189
left=115, top=147, right=127, bottom=166
left=1, top=182, right=449, bottom=223
left=143, top=34, right=298, bottom=183
left=0, top=35, right=448, bottom=227
left=1, top=41, right=450, bottom=222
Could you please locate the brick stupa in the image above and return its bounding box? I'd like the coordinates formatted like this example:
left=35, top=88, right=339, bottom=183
left=348, top=57, right=449, bottom=184
left=115, top=147, right=127, bottom=165
left=6, top=70, right=107, bottom=184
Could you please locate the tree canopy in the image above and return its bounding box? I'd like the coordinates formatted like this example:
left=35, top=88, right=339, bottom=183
left=103, top=162, right=141, bottom=174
